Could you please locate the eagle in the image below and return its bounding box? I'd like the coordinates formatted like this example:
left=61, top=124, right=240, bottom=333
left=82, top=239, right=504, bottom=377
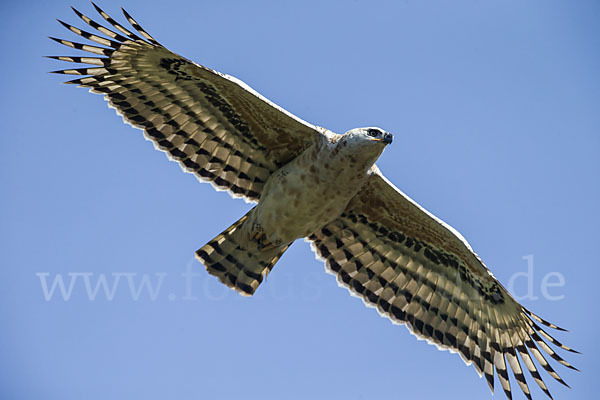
left=49, top=4, right=578, bottom=399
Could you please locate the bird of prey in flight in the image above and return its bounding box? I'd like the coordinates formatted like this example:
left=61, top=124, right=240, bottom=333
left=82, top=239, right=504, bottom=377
left=49, top=4, right=578, bottom=399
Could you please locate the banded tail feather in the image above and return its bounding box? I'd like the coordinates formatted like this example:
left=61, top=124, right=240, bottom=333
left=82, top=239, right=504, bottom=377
left=195, top=208, right=290, bottom=296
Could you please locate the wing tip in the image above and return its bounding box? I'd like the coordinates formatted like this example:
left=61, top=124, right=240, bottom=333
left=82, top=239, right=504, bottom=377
left=564, top=364, right=580, bottom=372
left=522, top=307, right=569, bottom=332
left=70, top=5, right=82, bottom=16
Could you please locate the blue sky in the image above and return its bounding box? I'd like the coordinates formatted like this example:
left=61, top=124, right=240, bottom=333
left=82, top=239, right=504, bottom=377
left=1, top=1, right=598, bottom=399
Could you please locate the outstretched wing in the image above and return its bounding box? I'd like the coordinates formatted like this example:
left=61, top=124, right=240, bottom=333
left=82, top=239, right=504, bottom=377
left=49, top=3, right=334, bottom=202
left=308, top=170, right=578, bottom=400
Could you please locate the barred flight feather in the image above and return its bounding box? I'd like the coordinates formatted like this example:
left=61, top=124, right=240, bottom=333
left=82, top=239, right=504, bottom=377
left=308, top=171, right=577, bottom=400
left=49, top=3, right=328, bottom=202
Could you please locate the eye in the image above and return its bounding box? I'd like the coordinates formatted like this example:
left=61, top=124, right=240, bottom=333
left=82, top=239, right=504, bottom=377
left=367, top=129, right=379, bottom=137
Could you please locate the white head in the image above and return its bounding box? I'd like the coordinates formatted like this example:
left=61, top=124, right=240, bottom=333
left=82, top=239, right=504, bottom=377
left=335, top=127, right=393, bottom=171
left=343, top=127, right=393, bottom=146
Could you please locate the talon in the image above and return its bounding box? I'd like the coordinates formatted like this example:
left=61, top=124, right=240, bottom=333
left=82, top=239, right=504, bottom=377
left=251, top=222, right=265, bottom=241
left=260, top=238, right=283, bottom=252
left=260, top=241, right=275, bottom=252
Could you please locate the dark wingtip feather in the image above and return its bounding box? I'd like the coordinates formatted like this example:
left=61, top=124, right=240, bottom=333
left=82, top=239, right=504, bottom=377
left=555, top=326, right=568, bottom=332
left=559, top=379, right=571, bottom=389
left=63, top=77, right=86, bottom=85
left=70, top=6, right=89, bottom=24
left=543, top=388, right=554, bottom=400
left=565, top=364, right=580, bottom=372
left=70, top=5, right=81, bottom=16
left=120, top=7, right=160, bottom=45
left=523, top=307, right=568, bottom=331
left=90, top=2, right=143, bottom=41
left=91, top=1, right=108, bottom=16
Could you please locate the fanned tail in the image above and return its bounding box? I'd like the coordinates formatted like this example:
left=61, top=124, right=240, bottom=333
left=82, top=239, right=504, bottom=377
left=195, top=207, right=290, bottom=296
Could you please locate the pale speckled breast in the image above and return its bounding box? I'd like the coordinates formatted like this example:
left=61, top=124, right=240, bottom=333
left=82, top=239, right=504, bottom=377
left=252, top=141, right=369, bottom=244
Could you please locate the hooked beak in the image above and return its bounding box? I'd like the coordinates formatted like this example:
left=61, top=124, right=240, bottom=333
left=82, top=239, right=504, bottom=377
left=373, top=132, right=394, bottom=144
left=383, top=132, right=393, bottom=144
